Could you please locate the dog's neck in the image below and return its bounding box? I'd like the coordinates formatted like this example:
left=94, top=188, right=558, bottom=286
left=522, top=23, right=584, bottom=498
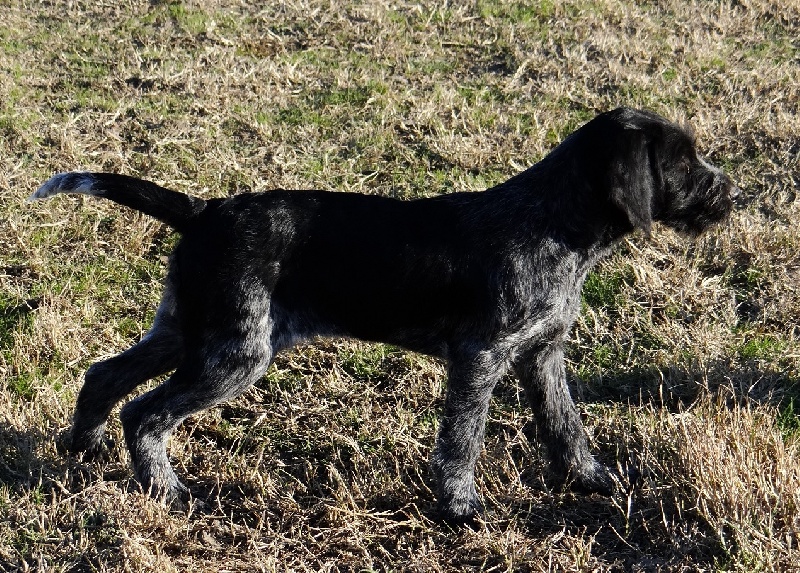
left=488, top=161, right=634, bottom=253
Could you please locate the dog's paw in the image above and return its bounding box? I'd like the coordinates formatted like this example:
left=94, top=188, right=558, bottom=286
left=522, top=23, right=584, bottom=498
left=569, top=461, right=617, bottom=496
left=437, top=493, right=485, bottom=527
left=438, top=510, right=483, bottom=530
left=166, top=489, right=204, bottom=514
left=139, top=479, right=192, bottom=512
left=66, top=429, right=114, bottom=462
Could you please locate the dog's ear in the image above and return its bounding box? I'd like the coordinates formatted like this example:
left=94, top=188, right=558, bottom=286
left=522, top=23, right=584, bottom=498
left=607, top=126, right=658, bottom=236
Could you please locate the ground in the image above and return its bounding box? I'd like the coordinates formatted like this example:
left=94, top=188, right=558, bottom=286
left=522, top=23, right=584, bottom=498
left=0, top=1, right=798, bottom=571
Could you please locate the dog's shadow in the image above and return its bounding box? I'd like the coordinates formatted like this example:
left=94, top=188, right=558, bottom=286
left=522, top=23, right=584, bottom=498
left=3, top=357, right=793, bottom=569
left=174, top=357, right=775, bottom=568
left=486, top=358, right=797, bottom=567
left=568, top=358, right=798, bottom=412
left=0, top=419, right=135, bottom=505
left=0, top=424, right=47, bottom=488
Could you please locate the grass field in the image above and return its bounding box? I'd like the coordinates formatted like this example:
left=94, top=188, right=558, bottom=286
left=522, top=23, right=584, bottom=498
left=1, top=0, right=799, bottom=570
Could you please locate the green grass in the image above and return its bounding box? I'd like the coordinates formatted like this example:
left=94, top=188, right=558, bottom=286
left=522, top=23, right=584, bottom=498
left=337, top=344, right=395, bottom=381
left=1, top=0, right=799, bottom=570
left=777, top=396, right=800, bottom=439
left=582, top=266, right=633, bottom=310
left=737, top=334, right=786, bottom=362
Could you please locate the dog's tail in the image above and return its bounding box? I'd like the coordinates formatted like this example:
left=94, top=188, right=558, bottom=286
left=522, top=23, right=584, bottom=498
left=29, top=172, right=206, bottom=232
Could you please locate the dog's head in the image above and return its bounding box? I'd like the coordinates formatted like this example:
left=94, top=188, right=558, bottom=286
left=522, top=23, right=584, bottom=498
left=590, top=107, right=738, bottom=236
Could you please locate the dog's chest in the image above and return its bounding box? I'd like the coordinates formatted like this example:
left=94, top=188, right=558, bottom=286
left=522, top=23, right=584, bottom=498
left=505, top=249, right=596, bottom=342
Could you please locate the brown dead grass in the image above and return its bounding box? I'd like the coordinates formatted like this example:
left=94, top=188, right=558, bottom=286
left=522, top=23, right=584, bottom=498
left=1, top=0, right=799, bottom=571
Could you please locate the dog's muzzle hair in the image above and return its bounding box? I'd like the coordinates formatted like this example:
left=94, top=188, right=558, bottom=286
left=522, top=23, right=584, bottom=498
left=31, top=107, right=737, bottom=523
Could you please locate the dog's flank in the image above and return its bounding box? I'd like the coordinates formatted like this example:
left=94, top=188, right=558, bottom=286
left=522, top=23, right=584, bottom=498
left=31, top=172, right=206, bottom=232
left=32, top=107, right=737, bottom=523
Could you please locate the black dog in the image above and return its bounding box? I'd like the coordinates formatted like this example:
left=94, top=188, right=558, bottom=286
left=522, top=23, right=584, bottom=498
left=31, top=107, right=736, bottom=522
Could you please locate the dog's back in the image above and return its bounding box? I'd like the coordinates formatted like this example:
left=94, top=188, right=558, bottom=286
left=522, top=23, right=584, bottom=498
left=171, top=188, right=504, bottom=355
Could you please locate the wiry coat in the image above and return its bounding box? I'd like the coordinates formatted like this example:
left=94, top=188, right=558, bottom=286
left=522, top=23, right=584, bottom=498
left=31, top=107, right=737, bottom=522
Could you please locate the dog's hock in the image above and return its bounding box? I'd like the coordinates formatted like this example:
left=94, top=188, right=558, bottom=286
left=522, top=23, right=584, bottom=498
left=28, top=172, right=98, bottom=202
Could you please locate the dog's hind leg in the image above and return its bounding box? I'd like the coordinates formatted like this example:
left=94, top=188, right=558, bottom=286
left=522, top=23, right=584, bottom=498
left=118, top=325, right=273, bottom=503
left=70, top=298, right=184, bottom=457
left=513, top=343, right=614, bottom=495
left=432, top=346, right=510, bottom=523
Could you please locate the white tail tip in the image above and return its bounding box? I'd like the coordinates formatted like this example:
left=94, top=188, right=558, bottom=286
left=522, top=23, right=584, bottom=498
left=29, top=172, right=96, bottom=202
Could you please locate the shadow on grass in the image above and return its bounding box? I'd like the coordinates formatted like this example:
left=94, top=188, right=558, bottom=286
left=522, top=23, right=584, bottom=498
left=580, top=360, right=797, bottom=406
left=0, top=423, right=47, bottom=487
left=485, top=359, right=800, bottom=569
left=3, top=355, right=792, bottom=570
left=0, top=421, right=129, bottom=499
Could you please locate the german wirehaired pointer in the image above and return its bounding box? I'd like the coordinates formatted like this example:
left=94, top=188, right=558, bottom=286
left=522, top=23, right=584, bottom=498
left=31, top=107, right=736, bottom=523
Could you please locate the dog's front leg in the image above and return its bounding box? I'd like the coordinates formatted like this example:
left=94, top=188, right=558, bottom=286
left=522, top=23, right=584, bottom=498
left=513, top=342, right=614, bottom=495
left=432, top=347, right=508, bottom=524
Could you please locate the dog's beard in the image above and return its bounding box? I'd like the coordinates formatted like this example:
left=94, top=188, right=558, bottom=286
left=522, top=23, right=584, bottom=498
left=660, top=174, right=734, bottom=236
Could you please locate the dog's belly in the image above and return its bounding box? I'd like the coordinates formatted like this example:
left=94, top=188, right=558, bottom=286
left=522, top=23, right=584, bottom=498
left=270, top=281, right=490, bottom=358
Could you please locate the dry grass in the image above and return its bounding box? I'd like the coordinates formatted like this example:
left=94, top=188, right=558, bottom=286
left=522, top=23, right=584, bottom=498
left=1, top=0, right=799, bottom=570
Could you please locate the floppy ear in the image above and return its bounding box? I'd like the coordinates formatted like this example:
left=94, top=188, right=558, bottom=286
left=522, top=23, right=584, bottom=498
left=607, top=128, right=657, bottom=235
